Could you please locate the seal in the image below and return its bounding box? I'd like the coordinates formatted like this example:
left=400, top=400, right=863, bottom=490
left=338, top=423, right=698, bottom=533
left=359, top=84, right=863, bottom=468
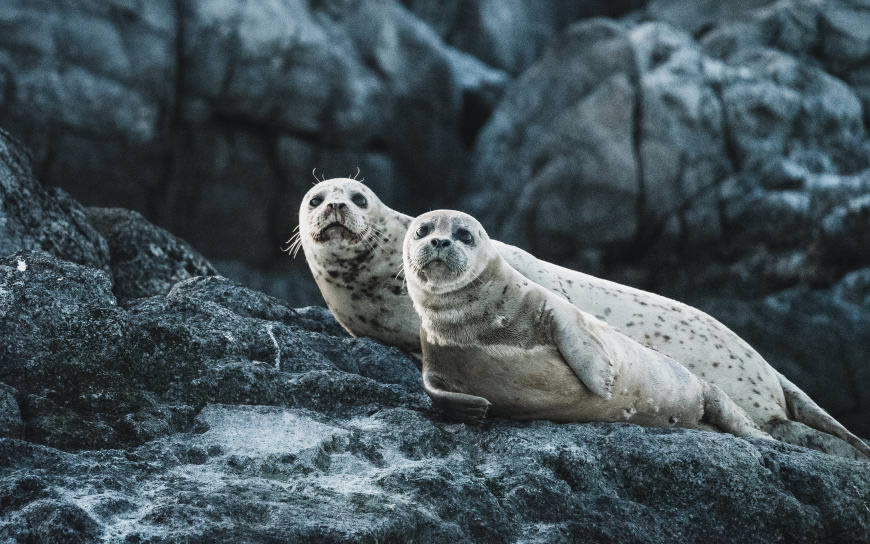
left=402, top=210, right=770, bottom=437
left=294, top=178, right=870, bottom=459
left=291, top=176, right=416, bottom=353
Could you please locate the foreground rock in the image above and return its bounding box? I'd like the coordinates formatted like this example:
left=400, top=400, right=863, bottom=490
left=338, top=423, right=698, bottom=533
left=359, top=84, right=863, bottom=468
left=86, top=207, right=217, bottom=303
left=2, top=405, right=869, bottom=543
left=0, top=250, right=868, bottom=542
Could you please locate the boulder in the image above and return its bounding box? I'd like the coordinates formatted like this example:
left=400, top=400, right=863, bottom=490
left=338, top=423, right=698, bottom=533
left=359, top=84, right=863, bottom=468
left=0, top=131, right=868, bottom=542
left=0, top=128, right=109, bottom=270
left=0, top=403, right=868, bottom=542
left=86, top=207, right=216, bottom=303
left=469, top=16, right=869, bottom=264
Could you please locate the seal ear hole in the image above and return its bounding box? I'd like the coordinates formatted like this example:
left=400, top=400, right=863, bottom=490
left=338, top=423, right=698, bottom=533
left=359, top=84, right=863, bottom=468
left=309, top=196, right=324, bottom=207
left=415, top=224, right=432, bottom=239
left=351, top=193, right=368, bottom=208
left=455, top=228, right=474, bottom=245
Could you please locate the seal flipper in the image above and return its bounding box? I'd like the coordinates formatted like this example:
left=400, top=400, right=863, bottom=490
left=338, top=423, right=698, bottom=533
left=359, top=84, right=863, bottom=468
left=420, top=327, right=491, bottom=423
left=422, top=370, right=491, bottom=423
left=550, top=301, right=617, bottom=400
left=777, top=372, right=870, bottom=459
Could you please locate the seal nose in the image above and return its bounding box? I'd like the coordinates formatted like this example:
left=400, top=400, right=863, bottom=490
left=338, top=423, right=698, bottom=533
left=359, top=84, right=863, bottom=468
left=430, top=238, right=451, bottom=249
left=325, top=202, right=347, bottom=212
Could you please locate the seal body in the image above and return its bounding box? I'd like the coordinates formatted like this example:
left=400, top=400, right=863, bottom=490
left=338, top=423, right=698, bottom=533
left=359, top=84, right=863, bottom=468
left=405, top=210, right=767, bottom=438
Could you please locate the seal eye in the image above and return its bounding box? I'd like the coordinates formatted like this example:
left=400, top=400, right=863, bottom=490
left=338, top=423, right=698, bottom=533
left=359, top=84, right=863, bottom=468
left=415, top=224, right=432, bottom=239
left=309, top=196, right=323, bottom=207
left=455, top=228, right=474, bottom=245
left=351, top=193, right=368, bottom=208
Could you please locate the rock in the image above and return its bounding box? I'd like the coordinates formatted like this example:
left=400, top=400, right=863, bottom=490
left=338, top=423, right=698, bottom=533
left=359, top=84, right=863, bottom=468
left=0, top=0, right=510, bottom=268
left=0, top=0, right=176, bottom=212
left=0, top=128, right=109, bottom=271
left=86, top=207, right=217, bottom=303
left=0, top=249, right=423, bottom=450
left=0, top=406, right=868, bottom=542
left=469, top=15, right=869, bottom=263
left=0, top=384, right=21, bottom=438
left=814, top=194, right=870, bottom=268
left=403, top=0, right=647, bottom=74
left=644, top=0, right=777, bottom=36
left=0, top=151, right=868, bottom=540
left=693, top=283, right=870, bottom=437
left=470, top=20, right=643, bottom=259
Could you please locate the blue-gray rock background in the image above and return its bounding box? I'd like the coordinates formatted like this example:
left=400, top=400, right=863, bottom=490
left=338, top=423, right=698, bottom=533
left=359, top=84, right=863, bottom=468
left=1, top=2, right=870, bottom=540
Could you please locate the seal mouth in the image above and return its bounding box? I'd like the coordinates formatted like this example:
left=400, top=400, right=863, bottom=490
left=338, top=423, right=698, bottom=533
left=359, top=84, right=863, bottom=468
left=322, top=222, right=349, bottom=232
left=421, top=257, right=445, bottom=268
left=313, top=222, right=355, bottom=241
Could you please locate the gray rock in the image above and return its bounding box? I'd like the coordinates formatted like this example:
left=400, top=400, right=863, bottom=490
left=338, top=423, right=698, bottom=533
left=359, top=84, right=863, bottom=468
left=0, top=0, right=509, bottom=269
left=0, top=405, right=868, bottom=542
left=86, top=206, right=217, bottom=303
left=469, top=15, right=869, bottom=262
left=0, top=384, right=21, bottom=438
left=0, top=140, right=868, bottom=539
left=0, top=128, right=109, bottom=271
left=403, top=0, right=646, bottom=74
left=693, top=284, right=870, bottom=437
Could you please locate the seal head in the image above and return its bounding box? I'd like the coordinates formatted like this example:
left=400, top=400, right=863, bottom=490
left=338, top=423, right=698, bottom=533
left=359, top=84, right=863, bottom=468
left=403, top=210, right=492, bottom=295
left=298, top=178, right=386, bottom=251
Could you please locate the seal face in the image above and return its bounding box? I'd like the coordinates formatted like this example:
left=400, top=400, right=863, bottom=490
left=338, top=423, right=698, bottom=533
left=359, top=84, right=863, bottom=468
left=295, top=178, right=419, bottom=353
left=403, top=210, right=771, bottom=438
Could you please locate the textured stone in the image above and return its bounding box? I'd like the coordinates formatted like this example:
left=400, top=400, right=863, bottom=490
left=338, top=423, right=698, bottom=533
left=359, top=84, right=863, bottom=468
left=0, top=128, right=109, bottom=270
left=86, top=206, right=216, bottom=303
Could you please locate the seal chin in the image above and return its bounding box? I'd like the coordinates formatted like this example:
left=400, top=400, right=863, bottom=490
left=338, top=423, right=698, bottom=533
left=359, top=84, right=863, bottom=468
left=419, top=259, right=461, bottom=283
left=314, top=222, right=357, bottom=242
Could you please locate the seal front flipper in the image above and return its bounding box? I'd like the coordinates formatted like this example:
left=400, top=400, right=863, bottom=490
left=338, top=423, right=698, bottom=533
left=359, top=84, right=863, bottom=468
left=422, top=369, right=491, bottom=423
left=550, top=300, right=617, bottom=400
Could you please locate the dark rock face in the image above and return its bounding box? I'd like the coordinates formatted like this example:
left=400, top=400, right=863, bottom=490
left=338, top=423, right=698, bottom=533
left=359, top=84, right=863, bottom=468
left=0, top=0, right=510, bottom=267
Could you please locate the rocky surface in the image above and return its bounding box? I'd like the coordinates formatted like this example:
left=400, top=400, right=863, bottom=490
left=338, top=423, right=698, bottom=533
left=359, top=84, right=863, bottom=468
left=86, top=207, right=216, bottom=303
left=0, top=251, right=868, bottom=541
left=1, top=107, right=869, bottom=542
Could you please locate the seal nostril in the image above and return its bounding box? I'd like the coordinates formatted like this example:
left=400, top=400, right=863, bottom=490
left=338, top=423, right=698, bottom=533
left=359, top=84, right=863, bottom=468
left=430, top=238, right=451, bottom=249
